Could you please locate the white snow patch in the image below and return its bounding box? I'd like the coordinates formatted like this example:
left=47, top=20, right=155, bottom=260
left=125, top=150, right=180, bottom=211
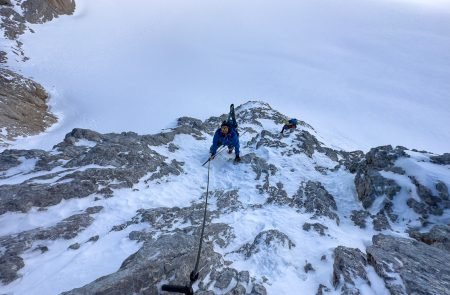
left=74, top=139, right=98, bottom=147
left=0, top=157, right=38, bottom=178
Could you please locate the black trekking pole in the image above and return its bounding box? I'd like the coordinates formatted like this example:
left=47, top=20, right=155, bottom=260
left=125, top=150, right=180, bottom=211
left=201, top=145, right=226, bottom=166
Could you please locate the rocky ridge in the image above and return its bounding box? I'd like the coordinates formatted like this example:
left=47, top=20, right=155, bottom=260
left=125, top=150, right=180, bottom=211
left=0, top=101, right=449, bottom=294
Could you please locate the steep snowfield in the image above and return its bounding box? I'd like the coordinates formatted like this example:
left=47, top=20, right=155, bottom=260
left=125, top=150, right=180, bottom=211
left=4, top=0, right=450, bottom=153
left=0, top=102, right=449, bottom=294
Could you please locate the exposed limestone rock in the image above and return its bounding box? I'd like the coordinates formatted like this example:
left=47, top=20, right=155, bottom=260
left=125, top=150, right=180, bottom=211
left=214, top=189, right=243, bottom=213
left=295, top=130, right=325, bottom=158
left=21, top=0, right=75, bottom=24
left=68, top=243, right=80, bottom=250
left=409, top=176, right=445, bottom=216
left=292, top=181, right=340, bottom=225
left=251, top=284, right=267, bottom=295
left=278, top=129, right=338, bottom=162
left=253, top=130, right=288, bottom=150
left=235, top=101, right=287, bottom=127
left=304, top=261, right=315, bottom=273
left=436, top=181, right=449, bottom=200
left=241, top=153, right=277, bottom=181
left=353, top=146, right=407, bottom=211
left=409, top=225, right=450, bottom=252
left=0, top=179, right=99, bottom=214
left=350, top=210, right=370, bottom=228
left=367, top=234, right=450, bottom=295
left=338, top=150, right=365, bottom=173
left=0, top=68, right=57, bottom=142
left=0, top=206, right=102, bottom=284
left=212, top=268, right=238, bottom=289
left=372, top=211, right=392, bottom=231
left=0, top=51, right=6, bottom=63
left=0, top=128, right=185, bottom=215
left=303, top=222, right=328, bottom=236
left=355, top=168, right=401, bottom=209
left=237, top=271, right=250, bottom=285
left=62, top=233, right=219, bottom=295
left=316, top=284, right=331, bottom=295
left=365, top=145, right=408, bottom=171
left=0, top=6, right=27, bottom=41
left=430, top=153, right=450, bottom=165
left=333, top=246, right=369, bottom=295
left=226, top=284, right=246, bottom=295
left=238, top=230, right=295, bottom=258
left=63, top=228, right=262, bottom=295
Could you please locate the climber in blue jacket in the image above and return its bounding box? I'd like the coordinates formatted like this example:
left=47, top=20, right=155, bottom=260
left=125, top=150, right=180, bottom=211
left=210, top=121, right=241, bottom=162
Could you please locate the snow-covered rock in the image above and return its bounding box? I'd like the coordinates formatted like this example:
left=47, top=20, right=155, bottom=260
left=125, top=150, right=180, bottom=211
left=0, top=102, right=449, bottom=294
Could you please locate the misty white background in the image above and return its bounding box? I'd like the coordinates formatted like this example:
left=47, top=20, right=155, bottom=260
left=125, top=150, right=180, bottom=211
left=8, top=0, right=450, bottom=153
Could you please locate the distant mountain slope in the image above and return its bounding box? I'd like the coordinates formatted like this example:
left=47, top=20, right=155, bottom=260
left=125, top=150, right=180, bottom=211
left=0, top=0, right=75, bottom=146
left=0, top=102, right=448, bottom=294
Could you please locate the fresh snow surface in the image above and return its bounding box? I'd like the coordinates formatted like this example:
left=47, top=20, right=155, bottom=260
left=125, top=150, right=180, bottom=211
left=4, top=0, right=450, bottom=153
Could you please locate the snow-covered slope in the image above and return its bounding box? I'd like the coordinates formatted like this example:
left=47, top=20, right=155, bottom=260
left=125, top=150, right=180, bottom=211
left=0, top=102, right=449, bottom=294
left=3, top=0, right=450, bottom=153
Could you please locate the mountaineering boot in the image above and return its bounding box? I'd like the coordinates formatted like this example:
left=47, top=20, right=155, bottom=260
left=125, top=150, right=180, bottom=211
left=234, top=155, right=241, bottom=163
left=228, top=147, right=233, bottom=154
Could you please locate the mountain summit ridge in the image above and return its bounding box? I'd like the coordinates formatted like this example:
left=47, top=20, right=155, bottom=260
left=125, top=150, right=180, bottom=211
left=0, top=101, right=449, bottom=294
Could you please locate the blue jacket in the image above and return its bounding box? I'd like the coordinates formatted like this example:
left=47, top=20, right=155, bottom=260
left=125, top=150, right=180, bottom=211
left=210, top=128, right=240, bottom=156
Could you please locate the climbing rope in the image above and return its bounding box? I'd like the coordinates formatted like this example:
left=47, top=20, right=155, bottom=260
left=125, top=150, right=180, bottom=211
left=162, top=127, right=248, bottom=294
left=161, top=160, right=212, bottom=295
left=192, top=158, right=211, bottom=278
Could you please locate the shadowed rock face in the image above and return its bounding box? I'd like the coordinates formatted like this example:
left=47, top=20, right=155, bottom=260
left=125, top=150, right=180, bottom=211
left=21, top=0, right=75, bottom=23
left=0, top=69, right=57, bottom=143
left=367, top=234, right=450, bottom=295
left=333, top=246, right=369, bottom=294
left=409, top=225, right=450, bottom=252
left=354, top=146, right=405, bottom=211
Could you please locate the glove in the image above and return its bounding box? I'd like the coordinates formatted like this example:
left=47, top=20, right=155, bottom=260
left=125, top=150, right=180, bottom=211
left=234, top=155, right=241, bottom=162
left=210, top=154, right=215, bottom=160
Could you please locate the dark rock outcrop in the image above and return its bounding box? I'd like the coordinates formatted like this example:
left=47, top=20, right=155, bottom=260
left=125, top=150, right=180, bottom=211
left=62, top=233, right=219, bottom=295
left=409, top=225, right=450, bottom=252
left=0, top=68, right=57, bottom=142
left=430, top=153, right=450, bottom=165
left=372, top=211, right=392, bottom=231
left=62, top=226, right=263, bottom=294
left=350, top=210, right=370, bottom=228
left=0, top=128, right=186, bottom=215
left=302, top=222, right=328, bottom=236
left=354, top=146, right=405, bottom=209
left=367, top=234, right=450, bottom=295
left=333, top=246, right=369, bottom=294
left=355, top=168, right=401, bottom=209
left=292, top=181, right=340, bottom=225
left=21, top=0, right=75, bottom=23
left=238, top=230, right=295, bottom=258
